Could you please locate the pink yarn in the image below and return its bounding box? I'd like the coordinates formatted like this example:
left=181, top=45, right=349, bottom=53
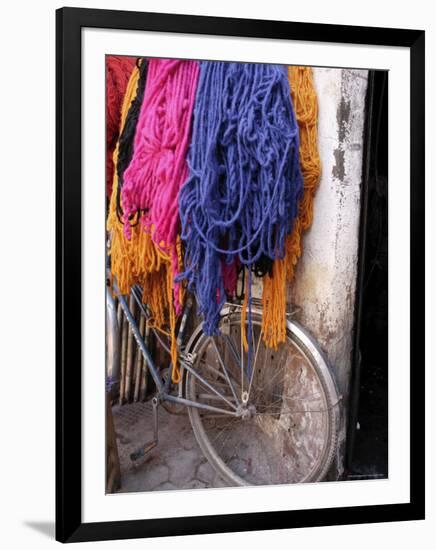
left=121, top=59, right=200, bottom=314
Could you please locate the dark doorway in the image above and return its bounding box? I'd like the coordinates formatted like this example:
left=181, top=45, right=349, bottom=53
left=346, top=70, right=388, bottom=479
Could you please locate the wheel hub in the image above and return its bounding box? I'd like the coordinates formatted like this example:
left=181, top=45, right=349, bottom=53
left=237, top=403, right=256, bottom=419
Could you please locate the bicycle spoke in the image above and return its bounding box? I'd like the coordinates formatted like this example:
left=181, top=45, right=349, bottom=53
left=210, top=417, right=244, bottom=446
left=218, top=423, right=241, bottom=456
left=248, top=325, right=263, bottom=398
left=198, top=393, right=237, bottom=403
left=272, top=391, right=323, bottom=403
left=211, top=337, right=241, bottom=406
left=240, top=328, right=244, bottom=395
left=223, top=333, right=241, bottom=369
left=199, top=360, right=232, bottom=385
left=255, top=408, right=330, bottom=416
left=182, top=359, right=237, bottom=410
left=194, top=376, right=236, bottom=405
left=201, top=353, right=241, bottom=390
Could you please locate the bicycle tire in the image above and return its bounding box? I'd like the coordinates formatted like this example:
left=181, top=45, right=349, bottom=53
left=184, top=307, right=340, bottom=486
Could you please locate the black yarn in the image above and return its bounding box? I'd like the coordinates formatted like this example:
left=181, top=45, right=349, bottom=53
left=116, top=58, right=149, bottom=222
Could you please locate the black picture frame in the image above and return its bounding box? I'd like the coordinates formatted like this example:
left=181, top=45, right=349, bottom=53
left=56, top=6, right=425, bottom=543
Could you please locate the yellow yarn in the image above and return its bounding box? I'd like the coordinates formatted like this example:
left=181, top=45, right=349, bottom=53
left=107, top=63, right=183, bottom=383
left=261, top=66, right=321, bottom=349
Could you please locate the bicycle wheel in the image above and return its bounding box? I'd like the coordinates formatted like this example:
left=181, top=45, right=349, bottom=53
left=184, top=307, right=340, bottom=486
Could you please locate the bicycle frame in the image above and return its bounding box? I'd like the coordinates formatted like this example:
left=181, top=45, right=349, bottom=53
left=110, top=281, right=341, bottom=479
left=113, top=282, right=240, bottom=418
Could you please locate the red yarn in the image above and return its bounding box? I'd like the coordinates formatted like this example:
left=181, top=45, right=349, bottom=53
left=106, top=56, right=137, bottom=197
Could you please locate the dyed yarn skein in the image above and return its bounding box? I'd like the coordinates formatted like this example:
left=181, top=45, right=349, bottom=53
left=121, top=58, right=200, bottom=315
left=106, top=56, right=137, bottom=198
left=261, top=66, right=321, bottom=349
left=178, top=61, right=303, bottom=337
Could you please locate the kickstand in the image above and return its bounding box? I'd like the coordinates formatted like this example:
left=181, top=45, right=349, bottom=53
left=130, top=397, right=159, bottom=462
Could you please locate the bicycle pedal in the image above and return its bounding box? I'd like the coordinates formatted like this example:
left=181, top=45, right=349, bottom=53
left=130, top=440, right=157, bottom=462
left=130, top=396, right=159, bottom=462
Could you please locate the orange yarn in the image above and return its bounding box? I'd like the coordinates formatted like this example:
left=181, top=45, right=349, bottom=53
left=107, top=63, right=183, bottom=383
left=261, top=66, right=321, bottom=348
left=261, top=258, right=287, bottom=349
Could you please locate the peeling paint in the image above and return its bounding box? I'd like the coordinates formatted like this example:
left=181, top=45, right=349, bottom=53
left=337, top=96, right=351, bottom=141
left=332, top=147, right=345, bottom=181
left=332, top=92, right=351, bottom=181
left=290, top=68, right=368, bottom=478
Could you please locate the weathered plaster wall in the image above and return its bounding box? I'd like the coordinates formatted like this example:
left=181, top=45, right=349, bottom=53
left=290, top=68, right=369, bottom=477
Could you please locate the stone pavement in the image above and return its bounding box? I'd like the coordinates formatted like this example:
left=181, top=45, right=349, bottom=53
left=112, top=401, right=227, bottom=493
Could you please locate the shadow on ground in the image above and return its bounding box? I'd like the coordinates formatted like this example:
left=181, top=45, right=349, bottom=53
left=112, top=401, right=226, bottom=493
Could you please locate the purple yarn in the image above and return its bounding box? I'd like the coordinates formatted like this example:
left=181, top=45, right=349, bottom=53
left=178, top=61, right=303, bottom=336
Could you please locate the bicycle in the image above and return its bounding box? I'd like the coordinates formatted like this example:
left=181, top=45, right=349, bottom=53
left=107, top=279, right=342, bottom=487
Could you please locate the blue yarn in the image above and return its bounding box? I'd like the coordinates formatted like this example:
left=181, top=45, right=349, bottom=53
left=178, top=61, right=303, bottom=337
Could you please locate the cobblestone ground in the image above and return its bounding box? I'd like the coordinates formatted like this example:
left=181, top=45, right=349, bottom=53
left=112, top=401, right=227, bottom=492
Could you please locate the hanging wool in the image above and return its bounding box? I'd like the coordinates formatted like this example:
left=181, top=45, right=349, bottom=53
left=108, top=59, right=148, bottom=295
left=106, top=56, right=137, bottom=198
left=107, top=59, right=180, bottom=379
left=261, top=66, right=321, bottom=349
left=116, top=58, right=149, bottom=222
left=107, top=60, right=142, bottom=294
left=121, top=59, right=200, bottom=316
left=118, top=59, right=200, bottom=382
left=178, top=61, right=303, bottom=338
left=287, top=66, right=321, bottom=236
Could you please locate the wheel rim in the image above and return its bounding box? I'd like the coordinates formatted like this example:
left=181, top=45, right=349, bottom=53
left=185, top=311, right=339, bottom=486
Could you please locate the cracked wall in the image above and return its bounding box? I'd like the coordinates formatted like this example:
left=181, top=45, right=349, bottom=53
left=290, top=68, right=368, bottom=478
